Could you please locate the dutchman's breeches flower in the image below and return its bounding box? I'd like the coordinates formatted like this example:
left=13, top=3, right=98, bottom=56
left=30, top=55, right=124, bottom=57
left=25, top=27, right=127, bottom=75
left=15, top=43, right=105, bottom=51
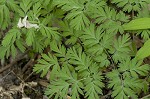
left=17, top=16, right=39, bottom=29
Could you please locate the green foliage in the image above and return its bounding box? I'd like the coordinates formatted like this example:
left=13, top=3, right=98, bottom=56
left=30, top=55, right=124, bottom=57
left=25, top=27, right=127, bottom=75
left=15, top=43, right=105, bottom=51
left=0, top=0, right=18, bottom=30
left=19, top=0, right=32, bottom=16
left=45, top=69, right=84, bottom=99
left=43, top=47, right=104, bottom=99
left=135, top=6, right=150, bottom=40
left=136, top=39, right=150, bottom=60
left=109, top=34, right=131, bottom=63
left=107, top=58, right=150, bottom=99
left=111, top=0, right=150, bottom=12
left=39, top=24, right=60, bottom=41
left=80, top=24, right=112, bottom=56
left=123, top=18, right=150, bottom=30
left=33, top=53, right=60, bottom=78
left=89, top=6, right=129, bottom=34
left=0, top=0, right=150, bottom=99
left=0, top=28, right=22, bottom=58
left=54, top=0, right=90, bottom=30
left=58, top=20, right=81, bottom=45
left=118, top=58, right=149, bottom=78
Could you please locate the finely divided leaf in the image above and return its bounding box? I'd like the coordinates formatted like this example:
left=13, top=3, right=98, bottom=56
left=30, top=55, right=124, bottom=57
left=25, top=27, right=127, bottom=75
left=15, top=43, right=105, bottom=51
left=0, top=4, right=10, bottom=30
left=26, top=28, right=35, bottom=46
left=107, top=70, right=142, bottom=99
left=33, top=53, right=60, bottom=77
left=54, top=0, right=90, bottom=30
left=40, top=24, right=60, bottom=41
left=84, top=64, right=104, bottom=99
left=118, top=58, right=150, bottom=78
left=45, top=79, right=70, bottom=99
left=110, top=34, right=131, bottom=63
left=2, top=28, right=21, bottom=46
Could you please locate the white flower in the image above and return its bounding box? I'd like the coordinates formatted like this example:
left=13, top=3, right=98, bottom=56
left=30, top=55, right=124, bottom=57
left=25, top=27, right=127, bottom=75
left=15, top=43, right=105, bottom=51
left=17, top=18, right=24, bottom=28
left=17, top=16, right=39, bottom=29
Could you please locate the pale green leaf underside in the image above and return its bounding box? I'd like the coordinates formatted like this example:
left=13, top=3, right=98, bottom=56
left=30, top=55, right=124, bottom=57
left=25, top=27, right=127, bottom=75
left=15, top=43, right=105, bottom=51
left=136, top=39, right=150, bottom=60
left=123, top=18, right=150, bottom=30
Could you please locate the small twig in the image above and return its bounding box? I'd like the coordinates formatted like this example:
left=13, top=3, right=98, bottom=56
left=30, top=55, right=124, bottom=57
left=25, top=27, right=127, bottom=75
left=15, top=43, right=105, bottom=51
left=0, top=69, right=13, bottom=80
left=101, top=91, right=112, bottom=99
left=24, top=71, right=34, bottom=81
left=0, top=50, right=29, bottom=74
left=140, top=94, right=150, bottom=99
left=38, top=80, right=49, bottom=87
left=11, top=71, right=37, bottom=92
left=131, top=10, right=134, bottom=19
left=11, top=71, right=25, bottom=84
left=22, top=59, right=34, bottom=73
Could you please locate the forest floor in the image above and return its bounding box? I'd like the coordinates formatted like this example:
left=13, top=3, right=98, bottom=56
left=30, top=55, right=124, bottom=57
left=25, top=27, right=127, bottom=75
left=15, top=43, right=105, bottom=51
left=0, top=53, right=49, bottom=99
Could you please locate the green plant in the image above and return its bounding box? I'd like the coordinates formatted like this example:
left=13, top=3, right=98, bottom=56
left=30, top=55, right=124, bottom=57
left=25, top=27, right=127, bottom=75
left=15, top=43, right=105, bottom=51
left=0, top=0, right=150, bottom=99
left=122, top=17, right=150, bottom=60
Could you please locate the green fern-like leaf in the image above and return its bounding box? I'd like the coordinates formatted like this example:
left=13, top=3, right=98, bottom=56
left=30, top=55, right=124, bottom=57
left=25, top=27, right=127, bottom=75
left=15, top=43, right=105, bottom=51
left=15, top=39, right=26, bottom=53
left=118, top=58, right=150, bottom=78
left=93, top=53, right=110, bottom=67
left=2, top=28, right=21, bottom=46
left=0, top=0, right=148, bottom=98
left=90, top=6, right=129, bottom=34
left=80, top=24, right=113, bottom=66
left=50, top=41, right=75, bottom=75
left=31, top=2, right=41, bottom=18
left=65, top=11, right=90, bottom=30
left=33, top=53, right=60, bottom=77
left=45, top=79, right=70, bottom=99
left=19, top=0, right=32, bottom=16
left=84, top=63, right=104, bottom=99
left=81, top=24, right=108, bottom=55
left=71, top=78, right=84, bottom=99
left=45, top=68, right=84, bottom=99
left=67, top=47, right=92, bottom=76
left=0, top=1, right=11, bottom=30
left=32, top=35, right=44, bottom=52
left=109, top=34, right=131, bottom=63
left=136, top=30, right=150, bottom=40
left=26, top=28, right=35, bottom=46
left=0, top=28, right=22, bottom=59
left=54, top=0, right=90, bottom=30
left=111, top=78, right=141, bottom=99
left=111, top=0, right=150, bottom=12
left=39, top=24, right=60, bottom=41
left=5, top=0, right=18, bottom=12
left=86, top=0, right=106, bottom=14
left=58, top=20, right=81, bottom=45
left=58, top=68, right=84, bottom=99
left=0, top=45, right=16, bottom=59
left=50, top=41, right=66, bottom=58
left=107, top=70, right=143, bottom=99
